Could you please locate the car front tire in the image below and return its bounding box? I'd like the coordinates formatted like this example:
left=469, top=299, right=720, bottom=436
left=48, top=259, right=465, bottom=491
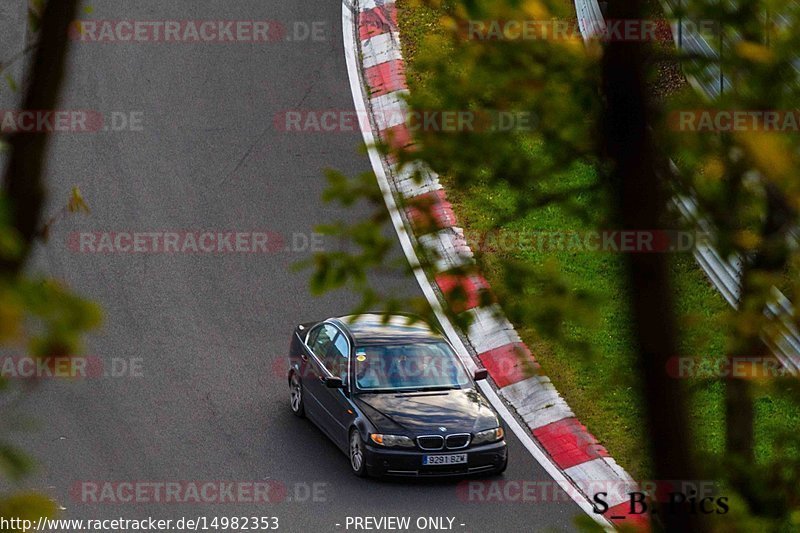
left=349, top=430, right=368, bottom=478
left=289, top=373, right=305, bottom=417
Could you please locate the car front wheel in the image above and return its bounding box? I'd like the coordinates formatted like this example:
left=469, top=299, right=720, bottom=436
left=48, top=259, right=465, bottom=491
left=289, top=373, right=305, bottom=417
left=349, top=430, right=368, bottom=477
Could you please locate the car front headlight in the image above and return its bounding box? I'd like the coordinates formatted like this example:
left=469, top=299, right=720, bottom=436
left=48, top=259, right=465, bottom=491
left=370, top=434, right=415, bottom=448
left=472, top=427, right=504, bottom=445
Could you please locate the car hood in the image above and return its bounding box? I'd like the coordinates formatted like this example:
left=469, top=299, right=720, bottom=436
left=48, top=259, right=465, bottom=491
left=354, top=388, right=499, bottom=435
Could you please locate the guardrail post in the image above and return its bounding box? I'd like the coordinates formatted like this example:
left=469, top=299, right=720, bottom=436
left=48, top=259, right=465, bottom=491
left=719, top=22, right=724, bottom=95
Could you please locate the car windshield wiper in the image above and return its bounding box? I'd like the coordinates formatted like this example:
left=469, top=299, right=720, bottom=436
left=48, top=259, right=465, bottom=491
left=356, top=385, right=458, bottom=394
left=394, top=385, right=458, bottom=393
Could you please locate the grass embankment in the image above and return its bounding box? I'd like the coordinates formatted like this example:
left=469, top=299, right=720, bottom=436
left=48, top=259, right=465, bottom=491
left=396, top=0, right=798, bottom=479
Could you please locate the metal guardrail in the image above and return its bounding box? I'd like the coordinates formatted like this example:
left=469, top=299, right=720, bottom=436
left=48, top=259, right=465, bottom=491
left=664, top=0, right=800, bottom=92
left=574, top=0, right=606, bottom=40
left=672, top=190, right=800, bottom=373
left=573, top=0, right=800, bottom=373
left=661, top=0, right=730, bottom=98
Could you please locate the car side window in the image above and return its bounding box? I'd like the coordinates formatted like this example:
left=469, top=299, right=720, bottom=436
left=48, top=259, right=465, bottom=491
left=325, top=333, right=350, bottom=384
left=311, top=324, right=337, bottom=360
left=305, top=325, right=321, bottom=348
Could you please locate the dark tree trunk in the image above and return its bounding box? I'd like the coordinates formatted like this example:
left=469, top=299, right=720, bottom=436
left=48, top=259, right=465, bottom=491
left=1, top=0, right=81, bottom=276
left=600, top=0, right=702, bottom=530
left=727, top=183, right=793, bottom=505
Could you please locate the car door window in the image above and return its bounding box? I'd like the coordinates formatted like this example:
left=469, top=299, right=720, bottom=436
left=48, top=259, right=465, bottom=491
left=325, top=333, right=350, bottom=384
left=311, top=324, right=337, bottom=361
left=305, top=325, right=321, bottom=348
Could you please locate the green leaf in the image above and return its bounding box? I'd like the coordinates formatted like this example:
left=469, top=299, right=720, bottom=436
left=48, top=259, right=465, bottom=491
left=0, top=493, right=57, bottom=529
left=4, top=74, right=17, bottom=93
left=0, top=445, right=34, bottom=481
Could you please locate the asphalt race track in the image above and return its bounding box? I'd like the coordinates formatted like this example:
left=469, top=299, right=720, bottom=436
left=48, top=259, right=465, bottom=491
left=5, top=2, right=585, bottom=531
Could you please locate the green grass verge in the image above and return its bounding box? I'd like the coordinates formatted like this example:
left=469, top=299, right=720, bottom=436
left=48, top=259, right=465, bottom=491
left=396, top=0, right=798, bottom=479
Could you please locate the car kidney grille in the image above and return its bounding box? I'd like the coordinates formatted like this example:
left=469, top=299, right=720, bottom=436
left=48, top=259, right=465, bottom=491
left=417, top=435, right=445, bottom=450
left=445, top=433, right=470, bottom=449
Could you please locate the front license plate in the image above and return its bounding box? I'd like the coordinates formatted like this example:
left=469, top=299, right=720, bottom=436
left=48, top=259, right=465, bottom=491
left=423, top=453, right=467, bottom=465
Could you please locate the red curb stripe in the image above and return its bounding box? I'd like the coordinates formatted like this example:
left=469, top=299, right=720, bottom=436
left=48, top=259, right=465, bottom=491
left=532, top=417, right=609, bottom=470
left=477, top=342, right=539, bottom=388
left=364, top=60, right=407, bottom=97
left=406, top=189, right=457, bottom=233
left=359, top=5, right=398, bottom=41
left=381, top=123, right=415, bottom=153
left=607, top=502, right=650, bottom=531
left=435, top=272, right=490, bottom=312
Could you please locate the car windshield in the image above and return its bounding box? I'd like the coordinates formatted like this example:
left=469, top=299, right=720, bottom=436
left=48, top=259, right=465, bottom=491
left=353, top=342, right=471, bottom=392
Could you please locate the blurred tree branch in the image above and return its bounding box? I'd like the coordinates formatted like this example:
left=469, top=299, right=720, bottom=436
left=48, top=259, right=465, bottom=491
left=601, top=0, right=702, bottom=529
left=1, top=1, right=100, bottom=527
left=1, top=0, right=80, bottom=276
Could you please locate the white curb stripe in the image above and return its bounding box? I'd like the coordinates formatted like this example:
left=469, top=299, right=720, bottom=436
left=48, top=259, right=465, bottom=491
left=564, top=457, right=637, bottom=509
left=464, top=305, right=522, bottom=354
left=393, top=162, right=442, bottom=198
left=500, top=376, right=576, bottom=429
left=361, top=32, right=402, bottom=69
left=343, top=2, right=613, bottom=528
left=417, top=227, right=474, bottom=271
left=360, top=0, right=396, bottom=11
left=370, top=91, right=409, bottom=130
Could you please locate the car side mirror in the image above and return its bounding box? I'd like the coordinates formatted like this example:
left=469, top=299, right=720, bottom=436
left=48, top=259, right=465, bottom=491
left=473, top=368, right=489, bottom=381
left=324, top=376, right=345, bottom=389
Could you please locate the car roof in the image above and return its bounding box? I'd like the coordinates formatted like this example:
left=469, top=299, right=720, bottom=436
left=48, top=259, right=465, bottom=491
left=331, top=314, right=445, bottom=346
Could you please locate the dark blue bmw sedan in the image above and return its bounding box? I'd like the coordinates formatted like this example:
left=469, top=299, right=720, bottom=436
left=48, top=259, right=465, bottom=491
left=286, top=314, right=508, bottom=478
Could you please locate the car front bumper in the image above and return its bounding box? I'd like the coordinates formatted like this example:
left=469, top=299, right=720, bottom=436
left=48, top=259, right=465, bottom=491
left=364, top=440, right=507, bottom=477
